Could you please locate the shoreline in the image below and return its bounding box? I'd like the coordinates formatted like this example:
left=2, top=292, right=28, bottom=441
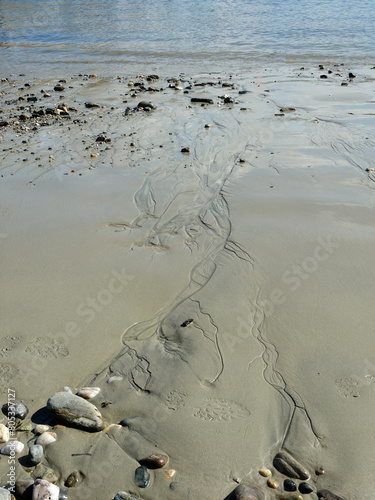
left=1, top=66, right=375, bottom=499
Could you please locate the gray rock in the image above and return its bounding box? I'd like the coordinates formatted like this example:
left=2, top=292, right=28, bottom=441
left=317, top=490, right=346, bottom=500
left=59, top=487, right=69, bottom=500
left=2, top=402, right=29, bottom=420
left=225, top=484, right=264, bottom=500
left=134, top=466, right=150, bottom=488
left=0, top=488, right=11, bottom=500
left=47, top=392, right=104, bottom=431
left=29, top=444, right=43, bottom=465
left=273, top=450, right=310, bottom=480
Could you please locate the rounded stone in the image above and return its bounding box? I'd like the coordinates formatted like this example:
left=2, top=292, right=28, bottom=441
left=47, top=391, right=104, bottom=431
left=29, top=444, right=43, bottom=465
left=139, top=453, right=168, bottom=469
left=0, top=488, right=11, bottom=500
left=299, top=482, right=314, bottom=494
left=65, top=470, right=85, bottom=488
left=267, top=478, right=279, bottom=489
left=284, top=479, right=297, bottom=492
left=273, top=450, right=310, bottom=480
left=2, top=401, right=29, bottom=420
left=226, top=483, right=265, bottom=500
left=134, top=465, right=150, bottom=488
left=258, top=468, right=271, bottom=478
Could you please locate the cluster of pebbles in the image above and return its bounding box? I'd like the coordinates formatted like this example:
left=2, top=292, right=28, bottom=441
left=0, top=388, right=346, bottom=500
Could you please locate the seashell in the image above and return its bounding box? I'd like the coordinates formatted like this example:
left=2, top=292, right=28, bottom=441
left=36, top=432, right=57, bottom=446
left=165, top=469, right=176, bottom=479
left=107, top=376, right=123, bottom=383
left=259, top=468, right=271, bottom=477
left=32, top=479, right=59, bottom=500
left=267, top=478, right=279, bottom=489
left=1, top=440, right=24, bottom=455
left=76, top=387, right=101, bottom=399
left=0, top=423, right=10, bottom=443
left=34, top=424, right=50, bottom=435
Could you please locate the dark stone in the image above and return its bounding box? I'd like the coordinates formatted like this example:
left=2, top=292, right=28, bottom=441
left=299, top=482, right=314, bottom=494
left=317, top=490, right=346, bottom=500
left=119, top=417, right=138, bottom=427
left=239, top=90, right=249, bottom=94
left=19, top=114, right=30, bottom=121
left=181, top=147, right=190, bottom=154
left=139, top=453, right=168, bottom=469
left=225, top=483, right=264, bottom=500
left=0, top=121, right=8, bottom=127
left=134, top=465, right=150, bottom=488
left=54, top=85, right=65, bottom=91
left=191, top=97, right=214, bottom=104
left=284, top=479, right=297, bottom=492
left=315, top=466, right=325, bottom=476
left=224, top=97, right=234, bottom=104
left=27, top=96, right=38, bottom=102
left=96, top=136, right=106, bottom=143
left=85, top=102, right=101, bottom=108
left=280, top=107, right=296, bottom=112
left=348, top=72, right=356, bottom=78
left=2, top=402, right=29, bottom=420
left=59, top=487, right=69, bottom=500
left=273, top=450, right=309, bottom=480
left=15, top=479, right=34, bottom=499
left=320, top=75, right=328, bottom=79
left=147, top=74, right=159, bottom=81
left=137, top=101, right=154, bottom=110
left=181, top=319, right=193, bottom=327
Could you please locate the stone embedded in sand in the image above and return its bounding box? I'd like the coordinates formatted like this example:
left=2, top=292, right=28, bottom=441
left=273, top=450, right=310, bottom=480
left=267, top=478, right=279, bottom=489
left=0, top=423, right=9, bottom=443
left=191, top=97, right=214, bottom=104
left=139, top=453, right=168, bottom=469
left=225, top=483, right=265, bottom=500
left=0, top=440, right=24, bottom=455
left=277, top=494, right=303, bottom=500
left=2, top=401, right=29, bottom=419
left=317, top=490, right=346, bottom=500
left=134, top=465, right=150, bottom=488
left=137, top=101, right=154, bottom=110
left=65, top=470, right=85, bottom=488
left=284, top=479, right=297, bottom=492
left=299, top=482, right=314, bottom=494
left=32, top=479, right=59, bottom=500
left=76, top=387, right=101, bottom=400
left=315, top=466, right=325, bottom=476
left=114, top=493, right=141, bottom=500
left=54, top=85, right=65, bottom=92
left=47, top=391, right=104, bottom=431
left=36, top=431, right=57, bottom=446
left=85, top=102, right=101, bottom=108
left=258, top=468, right=271, bottom=478
left=29, top=444, right=44, bottom=465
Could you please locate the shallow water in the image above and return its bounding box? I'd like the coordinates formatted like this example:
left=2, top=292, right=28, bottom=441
left=1, top=0, right=374, bottom=76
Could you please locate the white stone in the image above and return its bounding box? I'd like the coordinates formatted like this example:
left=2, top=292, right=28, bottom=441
left=36, top=432, right=57, bottom=446
left=32, top=479, right=59, bottom=500
left=0, top=424, right=9, bottom=443
left=76, top=387, right=101, bottom=399
left=34, top=424, right=50, bottom=435
left=0, top=440, right=24, bottom=455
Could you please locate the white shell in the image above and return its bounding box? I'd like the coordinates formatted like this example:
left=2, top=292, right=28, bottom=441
left=0, top=440, right=24, bottom=455
left=107, top=376, right=123, bottom=383
left=34, top=424, right=50, bottom=435
left=0, top=423, right=9, bottom=443
left=36, top=432, right=57, bottom=446
left=76, top=387, right=101, bottom=399
left=32, top=479, right=59, bottom=500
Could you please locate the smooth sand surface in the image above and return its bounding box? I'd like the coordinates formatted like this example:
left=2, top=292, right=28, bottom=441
left=0, top=66, right=375, bottom=499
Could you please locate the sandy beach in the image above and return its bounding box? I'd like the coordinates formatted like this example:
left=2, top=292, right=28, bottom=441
left=1, top=65, right=375, bottom=500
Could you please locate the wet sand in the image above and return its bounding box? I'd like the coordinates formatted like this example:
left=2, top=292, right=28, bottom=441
left=1, top=66, right=375, bottom=499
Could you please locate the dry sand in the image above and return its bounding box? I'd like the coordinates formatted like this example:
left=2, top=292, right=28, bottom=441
left=0, top=65, right=375, bottom=500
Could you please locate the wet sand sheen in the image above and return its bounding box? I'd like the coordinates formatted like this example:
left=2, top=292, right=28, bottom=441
left=0, top=67, right=375, bottom=499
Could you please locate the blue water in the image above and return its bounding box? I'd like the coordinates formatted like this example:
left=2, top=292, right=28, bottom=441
left=0, top=0, right=374, bottom=76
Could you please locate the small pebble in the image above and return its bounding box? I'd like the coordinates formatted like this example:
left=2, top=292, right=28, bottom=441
left=114, top=493, right=141, bottom=500
left=134, top=465, right=150, bottom=488
left=36, top=431, right=57, bottom=446
left=267, top=478, right=279, bottom=489
left=258, top=468, right=271, bottom=477
left=139, top=453, right=168, bottom=469
left=165, top=469, right=176, bottom=478
left=0, top=423, right=9, bottom=443
left=85, top=102, right=101, bottom=108
left=65, top=470, right=85, bottom=488
left=76, top=387, right=101, bottom=399
left=28, top=444, right=43, bottom=465
left=181, top=147, right=190, bottom=154
left=226, top=484, right=264, bottom=499
left=2, top=401, right=29, bottom=419
left=315, top=466, right=325, bottom=476
left=299, top=482, right=314, bottom=494
left=284, top=479, right=297, bottom=492
left=0, top=440, right=24, bottom=455
left=54, top=84, right=65, bottom=91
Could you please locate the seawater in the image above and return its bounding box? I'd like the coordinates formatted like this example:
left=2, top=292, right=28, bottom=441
left=0, top=0, right=374, bottom=76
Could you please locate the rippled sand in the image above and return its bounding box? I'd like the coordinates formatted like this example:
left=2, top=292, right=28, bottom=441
left=1, top=66, right=375, bottom=499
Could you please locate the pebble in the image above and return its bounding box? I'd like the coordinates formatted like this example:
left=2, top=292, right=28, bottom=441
left=273, top=450, right=310, bottom=480
left=348, top=72, right=356, bottom=78
left=119, top=417, right=138, bottom=427
left=181, top=147, right=190, bottom=154
left=284, top=479, right=297, bottom=492
left=315, top=466, right=325, bottom=476
left=76, top=387, right=101, bottom=399
left=65, top=470, right=84, bottom=488
left=0, top=488, right=10, bottom=500
left=277, top=495, right=303, bottom=500
left=165, top=469, right=176, bottom=478
left=47, top=391, right=104, bottom=431
left=267, top=479, right=279, bottom=489
left=29, top=444, right=44, bottom=465
left=2, top=401, right=29, bottom=419
left=226, top=484, right=264, bottom=499
left=59, top=487, right=69, bottom=500
left=299, top=482, right=314, bottom=494
left=320, top=75, right=328, bottom=79
left=0, top=121, right=8, bottom=127
left=258, top=468, right=271, bottom=478
left=139, top=453, right=168, bottom=469
left=191, top=97, right=214, bottom=104
left=114, top=493, right=141, bottom=500
left=36, top=432, right=57, bottom=446
left=0, top=440, right=24, bottom=455
left=317, top=490, right=345, bottom=500
left=134, top=465, right=150, bottom=488
left=0, top=423, right=10, bottom=443
left=137, top=101, right=154, bottom=110
left=34, top=425, right=50, bottom=435
left=85, top=102, right=101, bottom=108
left=279, top=107, right=296, bottom=112
left=181, top=319, right=193, bottom=327
left=15, top=479, right=34, bottom=498
left=54, top=85, right=65, bottom=91
left=32, top=479, right=59, bottom=500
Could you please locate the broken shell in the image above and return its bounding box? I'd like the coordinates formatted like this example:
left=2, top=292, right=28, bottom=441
left=1, top=440, right=24, bottom=455
left=34, top=424, right=50, bottom=435
left=165, top=469, right=176, bottom=479
left=259, top=468, right=272, bottom=477
left=76, top=387, right=101, bottom=399
left=0, top=423, right=10, bottom=443
left=36, top=432, right=57, bottom=446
